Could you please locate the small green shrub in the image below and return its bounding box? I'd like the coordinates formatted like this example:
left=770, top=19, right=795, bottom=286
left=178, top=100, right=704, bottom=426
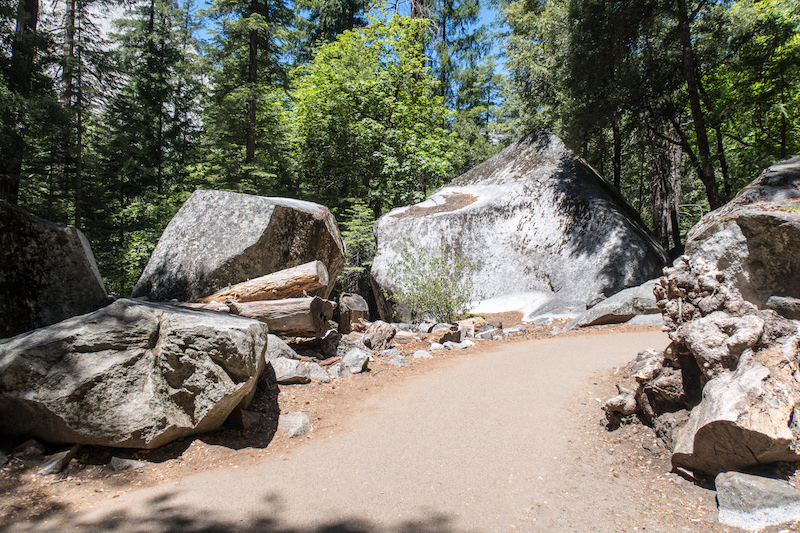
left=391, top=238, right=475, bottom=323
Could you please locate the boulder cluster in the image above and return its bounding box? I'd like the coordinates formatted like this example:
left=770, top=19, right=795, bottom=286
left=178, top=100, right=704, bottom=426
left=263, top=311, right=522, bottom=388
left=604, top=255, right=800, bottom=476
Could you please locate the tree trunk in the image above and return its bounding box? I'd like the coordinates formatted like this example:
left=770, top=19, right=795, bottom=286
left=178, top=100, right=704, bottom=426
left=675, top=0, right=721, bottom=210
left=0, top=0, right=40, bottom=204
left=229, top=297, right=336, bottom=337
left=612, top=119, right=622, bottom=191
left=652, top=133, right=682, bottom=252
left=199, top=261, right=330, bottom=303
left=245, top=0, right=258, bottom=172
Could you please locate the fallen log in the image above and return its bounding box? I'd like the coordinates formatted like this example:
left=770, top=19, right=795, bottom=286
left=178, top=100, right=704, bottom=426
left=173, top=301, right=231, bottom=313
left=200, top=261, right=329, bottom=303
left=229, top=297, right=336, bottom=337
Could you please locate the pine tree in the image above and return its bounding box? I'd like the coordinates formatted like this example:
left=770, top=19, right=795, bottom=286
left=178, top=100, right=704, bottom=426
left=204, top=0, right=294, bottom=192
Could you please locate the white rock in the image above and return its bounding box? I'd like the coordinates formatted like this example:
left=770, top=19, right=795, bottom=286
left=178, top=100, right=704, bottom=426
left=371, top=131, right=667, bottom=323
left=278, top=412, right=311, bottom=438
left=389, top=355, right=408, bottom=367
left=413, top=350, right=433, bottom=359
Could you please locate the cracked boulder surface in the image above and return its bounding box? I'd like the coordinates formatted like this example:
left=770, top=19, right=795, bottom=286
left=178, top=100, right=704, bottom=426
left=370, top=130, right=667, bottom=322
left=132, top=191, right=345, bottom=302
left=0, top=299, right=268, bottom=448
left=605, top=255, right=800, bottom=476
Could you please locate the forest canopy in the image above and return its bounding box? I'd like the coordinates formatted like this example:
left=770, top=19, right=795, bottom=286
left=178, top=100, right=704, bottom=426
left=1, top=0, right=798, bottom=295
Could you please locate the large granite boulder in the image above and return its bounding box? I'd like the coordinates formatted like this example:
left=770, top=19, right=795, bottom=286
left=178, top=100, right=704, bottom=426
left=672, top=343, right=800, bottom=476
left=371, top=131, right=667, bottom=322
left=686, top=157, right=800, bottom=308
left=0, top=299, right=268, bottom=448
left=0, top=201, right=108, bottom=338
left=564, top=279, right=661, bottom=330
left=132, top=191, right=345, bottom=302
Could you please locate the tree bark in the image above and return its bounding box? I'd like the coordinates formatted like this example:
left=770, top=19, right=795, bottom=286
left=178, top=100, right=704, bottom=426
left=245, top=0, right=258, bottom=172
left=229, top=297, right=336, bottom=337
left=612, top=119, right=622, bottom=191
left=0, top=0, right=40, bottom=204
left=675, top=0, right=721, bottom=210
left=199, top=261, right=330, bottom=303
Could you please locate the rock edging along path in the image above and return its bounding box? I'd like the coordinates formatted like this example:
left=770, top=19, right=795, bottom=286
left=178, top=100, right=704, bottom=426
left=13, top=331, right=680, bottom=533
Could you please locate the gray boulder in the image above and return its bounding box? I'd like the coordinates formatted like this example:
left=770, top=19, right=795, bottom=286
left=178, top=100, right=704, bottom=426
left=1, top=201, right=108, bottom=338
left=716, top=471, right=800, bottom=530
left=0, top=299, right=267, bottom=448
left=371, top=131, right=667, bottom=322
left=767, top=296, right=800, bottom=320
left=266, top=334, right=301, bottom=361
left=270, top=357, right=311, bottom=384
left=565, top=279, right=660, bottom=330
left=342, top=348, right=371, bottom=374
left=132, top=191, right=345, bottom=302
left=686, top=157, right=800, bottom=308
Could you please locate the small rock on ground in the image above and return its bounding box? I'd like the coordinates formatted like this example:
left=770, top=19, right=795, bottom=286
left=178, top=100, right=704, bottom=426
left=389, top=355, right=408, bottom=367
left=716, top=471, right=800, bottom=530
left=413, top=350, right=433, bottom=359
left=278, top=412, right=311, bottom=438
left=38, top=446, right=81, bottom=475
left=110, top=457, right=148, bottom=472
left=328, top=363, right=352, bottom=380
left=342, top=348, right=371, bottom=373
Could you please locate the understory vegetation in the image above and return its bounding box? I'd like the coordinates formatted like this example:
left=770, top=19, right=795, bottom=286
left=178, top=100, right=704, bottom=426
left=1, top=0, right=798, bottom=295
left=390, top=237, right=475, bottom=322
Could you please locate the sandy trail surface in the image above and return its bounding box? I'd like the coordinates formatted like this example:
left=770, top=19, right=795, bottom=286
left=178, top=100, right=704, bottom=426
left=7, top=331, right=742, bottom=533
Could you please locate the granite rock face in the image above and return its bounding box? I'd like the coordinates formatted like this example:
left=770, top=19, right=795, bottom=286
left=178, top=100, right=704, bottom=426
left=686, top=157, right=800, bottom=308
left=371, top=131, right=667, bottom=322
left=0, top=201, right=108, bottom=338
left=0, top=299, right=268, bottom=448
left=716, top=471, right=800, bottom=530
left=565, top=279, right=660, bottom=330
left=132, top=191, right=345, bottom=302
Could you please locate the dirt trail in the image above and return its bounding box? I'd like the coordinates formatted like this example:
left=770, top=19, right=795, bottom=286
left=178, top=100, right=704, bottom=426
left=6, top=331, right=739, bottom=533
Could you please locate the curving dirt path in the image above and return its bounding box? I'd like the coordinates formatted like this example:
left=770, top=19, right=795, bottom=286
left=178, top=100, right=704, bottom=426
left=6, top=331, right=741, bottom=533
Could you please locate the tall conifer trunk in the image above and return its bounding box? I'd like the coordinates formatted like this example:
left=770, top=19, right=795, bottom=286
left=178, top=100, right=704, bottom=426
left=1, top=0, right=40, bottom=204
left=246, top=0, right=258, bottom=174
left=675, top=0, right=721, bottom=210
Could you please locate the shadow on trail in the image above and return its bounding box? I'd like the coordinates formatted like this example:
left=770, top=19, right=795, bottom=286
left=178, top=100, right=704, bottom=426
left=50, top=492, right=469, bottom=533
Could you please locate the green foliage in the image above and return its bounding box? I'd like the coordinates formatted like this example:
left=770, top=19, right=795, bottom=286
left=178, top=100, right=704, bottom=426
left=498, top=0, right=800, bottom=249
left=289, top=16, right=462, bottom=215
left=337, top=199, right=377, bottom=296
left=391, top=237, right=474, bottom=323
left=203, top=0, right=294, bottom=191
